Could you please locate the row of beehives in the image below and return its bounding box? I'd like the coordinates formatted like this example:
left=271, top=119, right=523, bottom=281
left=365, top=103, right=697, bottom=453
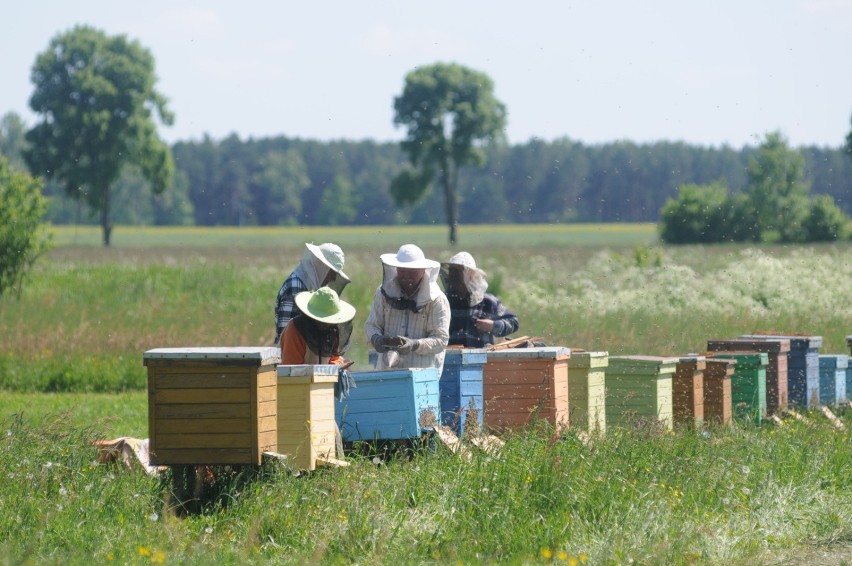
left=142, top=334, right=851, bottom=471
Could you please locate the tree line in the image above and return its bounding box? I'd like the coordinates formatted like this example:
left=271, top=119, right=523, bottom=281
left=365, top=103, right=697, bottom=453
left=6, top=127, right=846, bottom=230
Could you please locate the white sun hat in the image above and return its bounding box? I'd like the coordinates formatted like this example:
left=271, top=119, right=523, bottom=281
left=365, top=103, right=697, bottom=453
left=380, top=244, right=440, bottom=270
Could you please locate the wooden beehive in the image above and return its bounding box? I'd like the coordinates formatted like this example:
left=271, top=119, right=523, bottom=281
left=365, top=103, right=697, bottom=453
left=566, top=351, right=608, bottom=432
left=276, top=364, right=338, bottom=471
left=335, top=368, right=440, bottom=441
left=483, top=347, right=570, bottom=431
left=440, top=349, right=486, bottom=436
left=708, top=339, right=788, bottom=415
left=605, top=356, right=678, bottom=430
left=740, top=333, right=821, bottom=409
left=817, top=355, right=848, bottom=407
left=705, top=351, right=767, bottom=424
left=144, top=347, right=279, bottom=466
left=673, top=356, right=705, bottom=428
left=703, top=358, right=735, bottom=425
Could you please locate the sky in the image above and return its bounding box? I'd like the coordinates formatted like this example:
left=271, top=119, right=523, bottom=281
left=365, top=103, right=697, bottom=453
left=3, top=1, right=851, bottom=149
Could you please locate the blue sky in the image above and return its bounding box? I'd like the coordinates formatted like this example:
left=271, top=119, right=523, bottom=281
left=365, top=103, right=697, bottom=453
left=3, top=1, right=850, bottom=148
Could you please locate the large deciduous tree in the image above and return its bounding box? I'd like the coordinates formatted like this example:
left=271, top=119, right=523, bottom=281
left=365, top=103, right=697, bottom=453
left=743, top=131, right=810, bottom=242
left=392, top=63, right=506, bottom=245
left=24, top=25, right=174, bottom=246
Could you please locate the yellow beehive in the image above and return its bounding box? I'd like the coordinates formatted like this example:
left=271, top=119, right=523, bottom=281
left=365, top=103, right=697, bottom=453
left=567, top=351, right=608, bottom=432
left=144, top=347, right=279, bottom=466
left=277, top=364, right=339, bottom=471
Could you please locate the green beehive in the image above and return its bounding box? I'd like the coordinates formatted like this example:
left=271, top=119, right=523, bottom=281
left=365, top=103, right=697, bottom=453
left=605, top=356, right=678, bottom=430
left=706, top=352, right=767, bottom=424
left=567, top=351, right=608, bottom=433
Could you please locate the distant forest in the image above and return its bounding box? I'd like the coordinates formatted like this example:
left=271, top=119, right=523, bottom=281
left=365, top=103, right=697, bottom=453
left=42, top=135, right=852, bottom=227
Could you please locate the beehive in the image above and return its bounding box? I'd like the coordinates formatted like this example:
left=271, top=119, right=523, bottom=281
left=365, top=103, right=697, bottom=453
left=673, top=356, right=705, bottom=427
left=566, top=351, right=608, bottom=432
left=483, top=347, right=570, bottom=431
left=703, top=358, right=735, bottom=425
left=740, top=333, right=821, bottom=408
left=706, top=351, right=767, bottom=424
left=335, top=368, right=440, bottom=441
left=605, top=356, right=678, bottom=430
left=439, top=349, right=486, bottom=436
left=708, top=339, right=788, bottom=415
left=276, top=364, right=338, bottom=471
left=144, top=347, right=279, bottom=466
left=817, top=355, right=848, bottom=407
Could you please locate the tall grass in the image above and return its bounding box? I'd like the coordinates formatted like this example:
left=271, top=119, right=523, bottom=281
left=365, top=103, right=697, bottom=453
left=0, top=409, right=849, bottom=564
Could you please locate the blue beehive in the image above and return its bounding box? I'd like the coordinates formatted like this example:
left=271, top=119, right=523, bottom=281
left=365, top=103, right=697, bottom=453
left=439, top=349, right=486, bottom=436
left=335, top=368, right=440, bottom=441
left=818, top=355, right=848, bottom=407
left=740, top=334, right=821, bottom=408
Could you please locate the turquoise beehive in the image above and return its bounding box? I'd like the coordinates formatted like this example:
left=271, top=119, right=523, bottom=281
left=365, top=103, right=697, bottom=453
left=335, top=368, right=440, bottom=441
left=818, top=355, right=848, bottom=407
left=439, top=349, right=486, bottom=436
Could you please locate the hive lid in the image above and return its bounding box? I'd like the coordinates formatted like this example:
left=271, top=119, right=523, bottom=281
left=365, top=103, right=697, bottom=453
left=608, top=355, right=679, bottom=374
left=567, top=351, right=609, bottom=368
left=143, top=346, right=281, bottom=366
left=486, top=346, right=570, bottom=360
left=277, top=364, right=339, bottom=377
left=740, top=333, right=822, bottom=350
left=708, top=338, right=790, bottom=354
left=707, top=351, right=768, bottom=367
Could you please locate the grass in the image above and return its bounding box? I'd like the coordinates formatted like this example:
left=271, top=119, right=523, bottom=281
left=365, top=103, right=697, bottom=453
left=1, top=224, right=851, bottom=563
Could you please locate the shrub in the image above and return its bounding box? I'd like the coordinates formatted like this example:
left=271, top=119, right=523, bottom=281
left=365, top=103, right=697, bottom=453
left=0, top=157, right=50, bottom=297
left=802, top=194, right=847, bottom=242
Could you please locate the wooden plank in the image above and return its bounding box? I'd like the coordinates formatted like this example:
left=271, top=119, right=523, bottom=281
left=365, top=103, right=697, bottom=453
left=154, top=388, right=251, bottom=404
left=155, top=433, right=251, bottom=449
left=433, top=425, right=471, bottom=460
left=820, top=406, right=845, bottom=431
left=155, top=418, right=251, bottom=434
left=150, top=448, right=254, bottom=466
left=316, top=456, right=350, bottom=468
left=155, top=403, right=250, bottom=420
left=152, top=372, right=251, bottom=389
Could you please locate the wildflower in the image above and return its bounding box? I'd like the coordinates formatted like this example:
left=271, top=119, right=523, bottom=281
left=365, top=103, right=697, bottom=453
left=579, top=553, right=589, bottom=563
left=148, top=513, right=159, bottom=522
left=568, top=557, right=579, bottom=566
left=540, top=547, right=553, bottom=559
left=557, top=550, right=569, bottom=561
left=741, top=465, right=750, bottom=475
left=59, top=486, right=68, bottom=497
left=205, top=526, right=213, bottom=534
left=525, top=475, right=532, bottom=484
left=152, top=550, right=166, bottom=565
left=138, top=546, right=151, bottom=557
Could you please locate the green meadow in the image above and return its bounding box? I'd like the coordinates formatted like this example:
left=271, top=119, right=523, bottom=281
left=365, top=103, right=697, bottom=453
left=1, top=224, right=850, bottom=564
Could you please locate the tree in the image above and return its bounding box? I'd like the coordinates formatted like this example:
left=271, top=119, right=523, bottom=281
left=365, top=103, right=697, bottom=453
left=24, top=25, right=174, bottom=246
left=0, top=157, right=50, bottom=298
left=392, top=62, right=507, bottom=244
left=0, top=112, right=28, bottom=171
left=743, top=132, right=810, bottom=243
left=802, top=195, right=847, bottom=241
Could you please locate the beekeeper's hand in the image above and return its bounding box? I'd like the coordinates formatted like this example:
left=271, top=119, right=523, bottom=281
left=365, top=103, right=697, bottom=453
left=396, top=336, right=420, bottom=355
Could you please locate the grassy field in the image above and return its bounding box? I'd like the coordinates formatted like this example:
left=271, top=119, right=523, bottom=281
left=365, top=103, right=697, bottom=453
left=1, top=224, right=851, bottom=564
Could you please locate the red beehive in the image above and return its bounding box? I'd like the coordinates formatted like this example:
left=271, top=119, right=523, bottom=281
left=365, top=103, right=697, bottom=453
left=483, top=347, right=570, bottom=432
left=673, top=356, right=705, bottom=427
left=702, top=358, right=735, bottom=425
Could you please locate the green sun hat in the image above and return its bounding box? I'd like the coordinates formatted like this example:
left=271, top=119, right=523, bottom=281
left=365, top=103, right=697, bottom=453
left=294, top=287, right=356, bottom=324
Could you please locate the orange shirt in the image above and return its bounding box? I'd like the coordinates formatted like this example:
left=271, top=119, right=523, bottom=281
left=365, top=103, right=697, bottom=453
left=280, top=323, right=345, bottom=366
